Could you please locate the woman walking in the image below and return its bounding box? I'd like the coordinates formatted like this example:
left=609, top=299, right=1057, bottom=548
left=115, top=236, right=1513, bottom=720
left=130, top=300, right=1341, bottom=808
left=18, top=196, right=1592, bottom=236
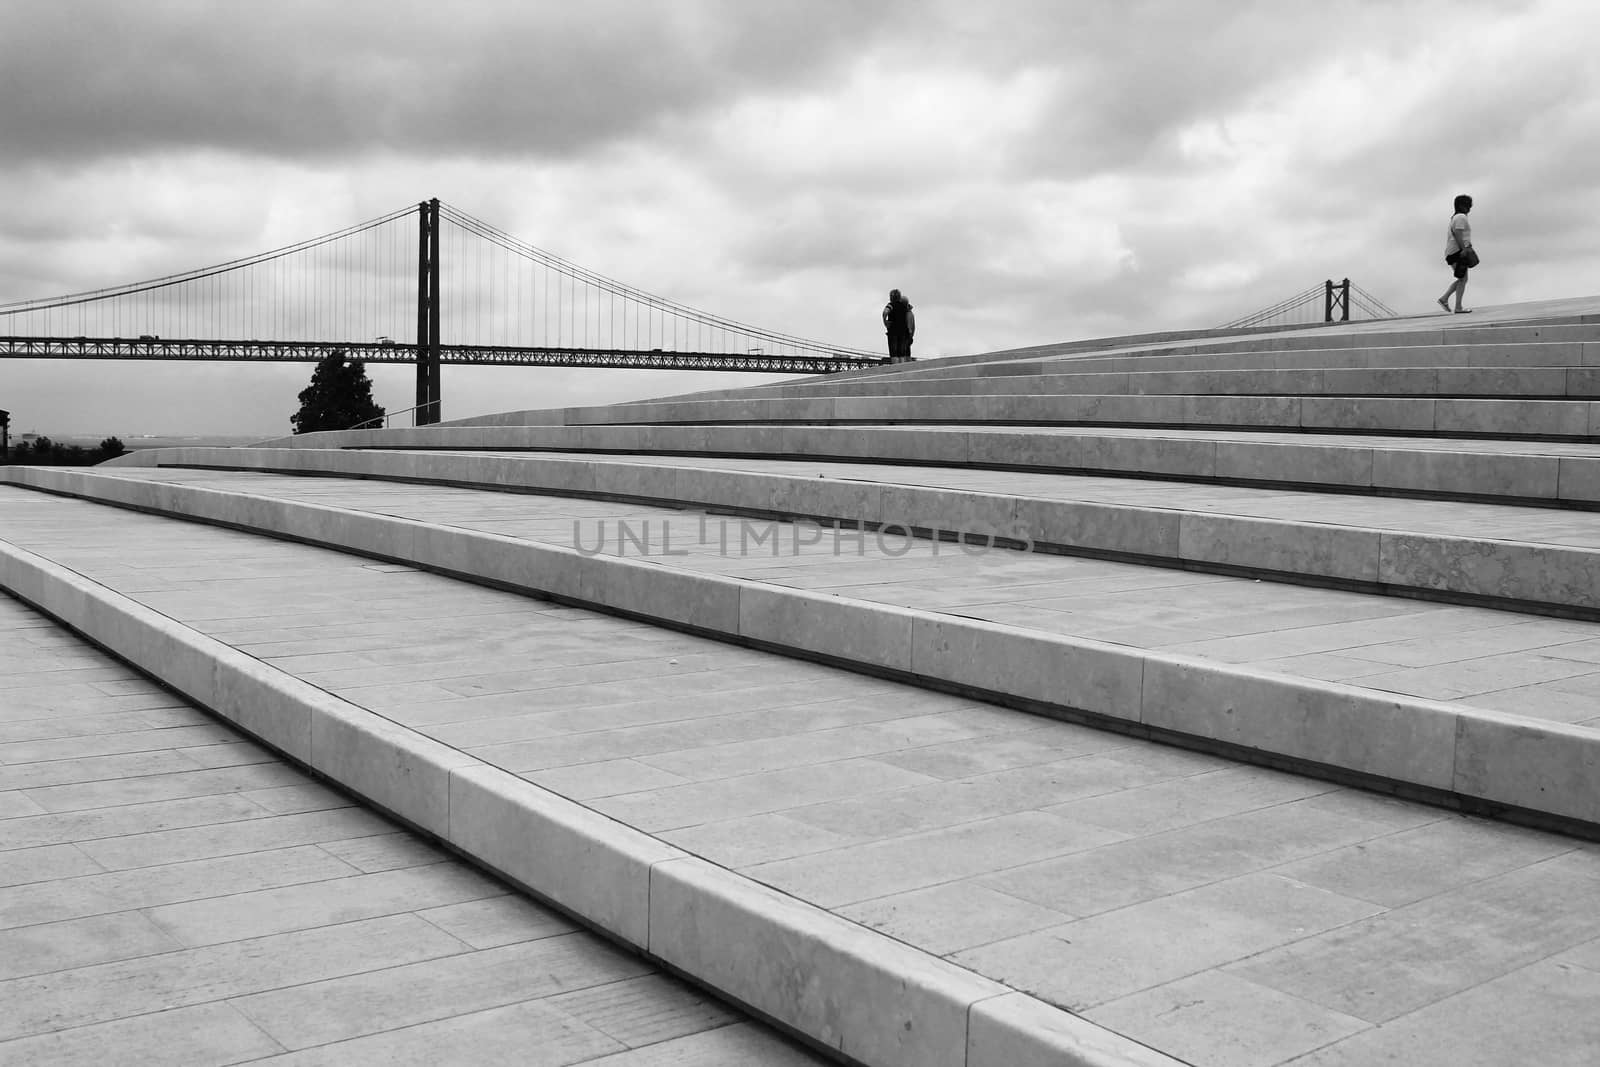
left=1438, top=194, right=1475, bottom=314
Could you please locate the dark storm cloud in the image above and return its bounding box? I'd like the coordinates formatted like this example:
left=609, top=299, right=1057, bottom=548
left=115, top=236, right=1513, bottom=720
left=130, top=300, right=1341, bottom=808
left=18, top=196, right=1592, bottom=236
left=0, top=0, right=903, bottom=163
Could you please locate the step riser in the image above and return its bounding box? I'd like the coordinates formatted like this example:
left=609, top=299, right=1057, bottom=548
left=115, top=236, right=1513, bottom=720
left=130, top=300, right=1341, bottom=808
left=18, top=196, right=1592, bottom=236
left=817, top=336, right=1600, bottom=384
left=764, top=366, right=1600, bottom=400
left=508, top=395, right=1600, bottom=441
left=777, top=346, right=1600, bottom=389
left=0, top=537, right=1152, bottom=1067
left=8, top=467, right=1597, bottom=838
left=226, top=428, right=1600, bottom=508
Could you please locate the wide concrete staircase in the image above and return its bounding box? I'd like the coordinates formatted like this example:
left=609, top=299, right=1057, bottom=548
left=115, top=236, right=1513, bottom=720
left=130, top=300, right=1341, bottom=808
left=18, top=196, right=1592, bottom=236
left=7, top=294, right=1600, bottom=1066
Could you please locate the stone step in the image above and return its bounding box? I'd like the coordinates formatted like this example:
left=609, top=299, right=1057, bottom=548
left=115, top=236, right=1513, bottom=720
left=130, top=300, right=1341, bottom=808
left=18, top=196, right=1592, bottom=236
left=755, top=365, right=1600, bottom=401
left=79, top=445, right=1600, bottom=613
left=0, top=492, right=1171, bottom=1067
left=443, top=348, right=1600, bottom=414
left=616, top=320, right=1600, bottom=406
left=6, top=464, right=1598, bottom=838
left=425, top=393, right=1600, bottom=441
left=771, top=346, right=1600, bottom=393
left=222, top=427, right=1600, bottom=507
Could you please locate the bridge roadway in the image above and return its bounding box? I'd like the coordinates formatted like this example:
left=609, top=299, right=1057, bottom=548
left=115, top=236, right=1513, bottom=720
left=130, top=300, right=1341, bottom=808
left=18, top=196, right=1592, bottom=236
left=0, top=337, right=888, bottom=374
left=2, top=482, right=1599, bottom=1065
left=0, top=592, right=830, bottom=1065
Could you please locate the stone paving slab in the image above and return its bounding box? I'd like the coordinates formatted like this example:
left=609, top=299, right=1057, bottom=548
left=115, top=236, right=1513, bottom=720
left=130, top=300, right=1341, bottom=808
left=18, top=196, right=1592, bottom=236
left=0, top=591, right=828, bottom=1066
left=5, top=489, right=1600, bottom=1065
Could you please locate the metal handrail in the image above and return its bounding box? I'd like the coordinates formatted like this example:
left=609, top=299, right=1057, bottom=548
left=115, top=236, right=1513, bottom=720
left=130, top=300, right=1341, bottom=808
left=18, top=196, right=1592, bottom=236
left=347, top=399, right=440, bottom=431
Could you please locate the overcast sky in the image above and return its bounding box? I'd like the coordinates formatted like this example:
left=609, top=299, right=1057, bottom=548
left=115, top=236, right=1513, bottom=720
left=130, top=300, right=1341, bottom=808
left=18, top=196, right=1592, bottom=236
left=3, top=0, right=1596, bottom=438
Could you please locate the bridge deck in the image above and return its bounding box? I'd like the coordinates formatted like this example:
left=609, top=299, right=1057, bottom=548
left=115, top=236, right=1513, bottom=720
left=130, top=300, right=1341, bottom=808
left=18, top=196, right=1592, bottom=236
left=0, top=590, right=828, bottom=1066
left=3, top=485, right=1599, bottom=1066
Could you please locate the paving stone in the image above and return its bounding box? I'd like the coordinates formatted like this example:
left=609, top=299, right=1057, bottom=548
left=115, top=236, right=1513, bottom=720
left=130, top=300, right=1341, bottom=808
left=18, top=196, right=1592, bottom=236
left=0, top=793, right=271, bottom=851
left=984, top=798, right=1394, bottom=918
left=955, top=872, right=1384, bottom=1012
left=547, top=974, right=740, bottom=1049
left=1274, top=816, right=1579, bottom=907
left=1226, top=858, right=1600, bottom=1024
left=0, top=842, right=104, bottom=887
left=241, top=782, right=356, bottom=814
left=783, top=754, right=1179, bottom=842
left=240, top=1000, right=624, bottom=1066
left=0, top=749, right=213, bottom=792
left=0, top=914, right=468, bottom=1042
left=416, top=895, right=578, bottom=949
left=1084, top=970, right=1371, bottom=1067
left=144, top=860, right=501, bottom=947
left=0, top=844, right=358, bottom=931
left=747, top=810, right=1125, bottom=907
left=0, top=706, right=211, bottom=744
left=839, top=880, right=1074, bottom=955
left=0, top=723, right=238, bottom=764
left=20, top=762, right=312, bottom=813
left=660, top=812, right=862, bottom=868
left=71, top=806, right=391, bottom=870
left=317, top=831, right=448, bottom=872
left=0, top=912, right=179, bottom=982
left=1286, top=956, right=1600, bottom=1067
left=525, top=758, right=692, bottom=799
left=0, top=1002, right=284, bottom=1067
left=1043, top=766, right=1338, bottom=837
left=230, top=934, right=650, bottom=1050
left=590, top=758, right=938, bottom=833
left=0, top=790, right=46, bottom=819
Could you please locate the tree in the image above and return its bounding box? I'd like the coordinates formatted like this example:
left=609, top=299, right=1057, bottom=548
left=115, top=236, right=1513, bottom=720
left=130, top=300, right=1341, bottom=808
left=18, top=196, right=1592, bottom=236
left=98, top=437, right=125, bottom=459
left=291, top=348, right=385, bottom=434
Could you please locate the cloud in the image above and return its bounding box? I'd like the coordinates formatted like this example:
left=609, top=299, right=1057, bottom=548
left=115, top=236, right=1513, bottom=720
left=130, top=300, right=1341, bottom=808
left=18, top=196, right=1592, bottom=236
left=5, top=0, right=1600, bottom=437
left=0, top=0, right=904, bottom=165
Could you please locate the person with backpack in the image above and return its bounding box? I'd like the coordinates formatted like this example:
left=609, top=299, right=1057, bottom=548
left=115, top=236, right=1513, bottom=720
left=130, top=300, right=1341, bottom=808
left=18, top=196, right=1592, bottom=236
left=1438, top=194, right=1477, bottom=314
left=883, top=289, right=915, bottom=362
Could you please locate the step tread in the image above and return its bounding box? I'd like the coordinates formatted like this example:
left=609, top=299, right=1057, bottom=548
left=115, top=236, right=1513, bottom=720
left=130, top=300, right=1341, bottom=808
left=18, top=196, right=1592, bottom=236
left=5, top=485, right=1599, bottom=1067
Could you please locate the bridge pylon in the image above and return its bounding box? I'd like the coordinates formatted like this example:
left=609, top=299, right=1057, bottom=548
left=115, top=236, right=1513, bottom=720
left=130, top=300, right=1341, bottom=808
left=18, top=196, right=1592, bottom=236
left=416, top=198, right=441, bottom=425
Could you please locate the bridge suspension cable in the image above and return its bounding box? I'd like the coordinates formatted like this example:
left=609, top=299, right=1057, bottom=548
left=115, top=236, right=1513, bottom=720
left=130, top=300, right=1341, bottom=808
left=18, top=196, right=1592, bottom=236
left=436, top=204, right=875, bottom=359
left=0, top=205, right=416, bottom=317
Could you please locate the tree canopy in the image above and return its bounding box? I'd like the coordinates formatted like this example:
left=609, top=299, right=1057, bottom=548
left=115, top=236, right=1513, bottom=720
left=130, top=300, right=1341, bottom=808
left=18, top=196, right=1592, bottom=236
left=291, top=348, right=384, bottom=434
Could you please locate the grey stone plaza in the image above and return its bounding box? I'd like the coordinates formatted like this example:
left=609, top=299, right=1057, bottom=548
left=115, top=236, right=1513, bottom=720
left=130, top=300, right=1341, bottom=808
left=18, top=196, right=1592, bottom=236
left=6, top=296, right=1600, bottom=1064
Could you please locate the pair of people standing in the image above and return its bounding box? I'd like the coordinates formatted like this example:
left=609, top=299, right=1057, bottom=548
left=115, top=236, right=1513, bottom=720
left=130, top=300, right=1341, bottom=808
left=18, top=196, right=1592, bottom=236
left=883, top=289, right=915, bottom=362
left=1438, top=194, right=1476, bottom=314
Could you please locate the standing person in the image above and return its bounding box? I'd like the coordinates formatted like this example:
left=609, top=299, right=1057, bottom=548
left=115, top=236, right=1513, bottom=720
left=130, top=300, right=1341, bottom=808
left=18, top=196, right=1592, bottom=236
left=883, top=289, right=915, bottom=362
left=1438, top=194, right=1475, bottom=314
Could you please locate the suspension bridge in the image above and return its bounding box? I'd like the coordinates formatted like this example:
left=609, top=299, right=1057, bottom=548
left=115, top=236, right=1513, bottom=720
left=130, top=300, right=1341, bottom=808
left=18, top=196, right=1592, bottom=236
left=0, top=199, right=889, bottom=425
left=1218, top=277, right=1398, bottom=330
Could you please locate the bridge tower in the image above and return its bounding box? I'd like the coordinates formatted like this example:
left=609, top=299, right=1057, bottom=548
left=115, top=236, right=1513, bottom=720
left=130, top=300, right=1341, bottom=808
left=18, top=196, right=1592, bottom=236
left=415, top=198, right=441, bottom=425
